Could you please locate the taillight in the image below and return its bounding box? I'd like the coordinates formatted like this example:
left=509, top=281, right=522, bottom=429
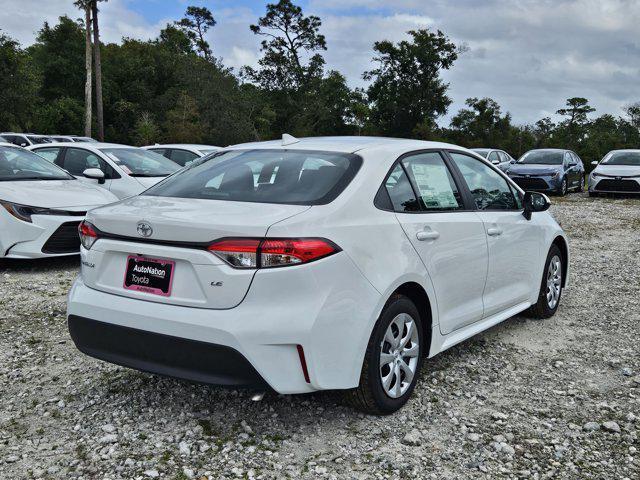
left=78, top=221, right=99, bottom=250
left=207, top=239, right=260, bottom=268
left=207, top=238, right=340, bottom=269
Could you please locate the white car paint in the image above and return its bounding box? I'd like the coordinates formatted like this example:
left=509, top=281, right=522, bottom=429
left=142, top=144, right=222, bottom=167
left=589, top=149, right=640, bottom=194
left=28, top=142, right=180, bottom=199
left=67, top=136, right=569, bottom=402
left=0, top=143, right=118, bottom=259
left=471, top=148, right=515, bottom=172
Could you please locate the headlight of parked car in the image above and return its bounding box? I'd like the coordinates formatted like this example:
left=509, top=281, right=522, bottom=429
left=550, top=171, right=560, bottom=179
left=1, top=201, right=68, bottom=223
left=591, top=172, right=602, bottom=178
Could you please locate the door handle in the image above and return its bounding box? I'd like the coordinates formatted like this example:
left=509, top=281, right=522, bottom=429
left=416, top=230, right=440, bottom=241
left=487, top=227, right=503, bottom=237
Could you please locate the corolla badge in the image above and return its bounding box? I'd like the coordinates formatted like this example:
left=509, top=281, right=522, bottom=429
left=137, top=221, right=153, bottom=238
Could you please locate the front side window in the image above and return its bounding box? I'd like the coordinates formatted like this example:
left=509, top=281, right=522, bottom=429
left=401, top=152, right=462, bottom=211
left=488, top=151, right=500, bottom=164
left=144, top=149, right=362, bottom=205
left=101, top=148, right=180, bottom=177
left=449, top=152, right=518, bottom=210
left=63, top=148, right=103, bottom=175
left=0, top=146, right=73, bottom=181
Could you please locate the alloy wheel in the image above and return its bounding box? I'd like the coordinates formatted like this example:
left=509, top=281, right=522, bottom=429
left=546, top=255, right=562, bottom=309
left=379, top=313, right=419, bottom=398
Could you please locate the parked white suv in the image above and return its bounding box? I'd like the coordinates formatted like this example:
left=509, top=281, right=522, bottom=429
left=28, top=143, right=180, bottom=199
left=67, top=136, right=569, bottom=414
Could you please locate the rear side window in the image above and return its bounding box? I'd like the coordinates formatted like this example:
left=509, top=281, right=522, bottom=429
left=33, top=147, right=62, bottom=163
left=401, top=152, right=462, bottom=211
left=144, top=149, right=362, bottom=205
left=383, top=164, right=420, bottom=212
left=169, top=149, right=200, bottom=166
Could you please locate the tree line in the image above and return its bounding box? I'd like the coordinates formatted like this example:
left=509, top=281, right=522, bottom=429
left=1, top=0, right=639, bottom=168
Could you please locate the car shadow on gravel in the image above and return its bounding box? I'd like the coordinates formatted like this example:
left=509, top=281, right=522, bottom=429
left=0, top=255, right=80, bottom=272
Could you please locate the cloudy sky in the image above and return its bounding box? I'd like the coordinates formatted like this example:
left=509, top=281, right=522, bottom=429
left=1, top=0, right=639, bottom=125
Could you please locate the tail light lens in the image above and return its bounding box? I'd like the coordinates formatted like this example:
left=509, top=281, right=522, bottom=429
left=78, top=221, right=99, bottom=250
left=208, top=238, right=340, bottom=269
left=208, top=239, right=260, bottom=268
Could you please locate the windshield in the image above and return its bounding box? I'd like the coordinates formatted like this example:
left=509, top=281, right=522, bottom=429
left=518, top=151, right=564, bottom=165
left=100, top=148, right=180, bottom=176
left=26, top=135, right=53, bottom=144
left=0, top=146, right=73, bottom=181
left=144, top=149, right=363, bottom=205
left=601, top=151, right=640, bottom=166
left=73, top=136, right=95, bottom=142
left=471, top=149, right=490, bottom=158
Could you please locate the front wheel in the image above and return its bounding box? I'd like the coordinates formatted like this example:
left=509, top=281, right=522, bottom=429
left=525, top=244, right=563, bottom=319
left=578, top=176, right=585, bottom=192
left=557, top=177, right=568, bottom=196
left=345, top=295, right=424, bottom=415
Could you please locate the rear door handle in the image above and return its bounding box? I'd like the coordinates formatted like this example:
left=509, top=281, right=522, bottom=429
left=487, top=227, right=503, bottom=237
left=416, top=230, right=440, bottom=241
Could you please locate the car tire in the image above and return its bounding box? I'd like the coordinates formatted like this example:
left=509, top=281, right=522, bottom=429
left=588, top=191, right=598, bottom=197
left=525, top=244, right=563, bottom=319
left=557, top=178, right=568, bottom=196
left=578, top=176, right=585, bottom=192
left=345, top=295, right=424, bottom=415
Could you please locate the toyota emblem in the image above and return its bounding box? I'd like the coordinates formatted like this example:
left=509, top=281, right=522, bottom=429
left=137, top=221, right=153, bottom=237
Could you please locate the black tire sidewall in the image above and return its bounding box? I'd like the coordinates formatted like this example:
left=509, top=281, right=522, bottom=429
left=559, top=178, right=567, bottom=196
left=536, top=245, right=563, bottom=317
left=365, top=296, right=424, bottom=414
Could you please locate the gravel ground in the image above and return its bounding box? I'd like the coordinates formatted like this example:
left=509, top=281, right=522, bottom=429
left=0, top=193, right=638, bottom=480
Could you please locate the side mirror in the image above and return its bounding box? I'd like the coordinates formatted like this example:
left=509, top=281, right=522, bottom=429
left=523, top=191, right=550, bottom=220
left=591, top=161, right=599, bottom=166
left=83, top=168, right=106, bottom=184
left=510, top=159, right=516, bottom=164
left=491, top=159, right=501, bottom=165
left=20, top=143, right=28, bottom=147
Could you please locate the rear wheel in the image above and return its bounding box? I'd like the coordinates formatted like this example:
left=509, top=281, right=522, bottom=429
left=525, top=244, right=563, bottom=319
left=345, top=295, right=424, bottom=415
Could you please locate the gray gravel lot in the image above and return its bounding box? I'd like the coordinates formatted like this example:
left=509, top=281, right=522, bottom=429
left=0, top=193, right=639, bottom=479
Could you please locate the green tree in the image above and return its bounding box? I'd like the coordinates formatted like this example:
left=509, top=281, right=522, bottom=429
left=364, top=29, right=459, bottom=138
left=449, top=97, right=513, bottom=147
left=245, top=0, right=326, bottom=91
left=133, top=112, right=159, bottom=145
left=28, top=16, right=85, bottom=102
left=163, top=91, right=204, bottom=143
left=175, top=6, right=216, bottom=61
left=556, top=97, right=595, bottom=128
left=0, top=32, right=39, bottom=131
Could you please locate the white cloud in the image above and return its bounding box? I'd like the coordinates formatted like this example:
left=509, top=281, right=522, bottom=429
left=1, top=0, right=639, bottom=124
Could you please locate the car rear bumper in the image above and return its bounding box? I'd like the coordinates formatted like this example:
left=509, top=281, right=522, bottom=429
left=66, top=252, right=381, bottom=394
left=68, top=315, right=268, bottom=387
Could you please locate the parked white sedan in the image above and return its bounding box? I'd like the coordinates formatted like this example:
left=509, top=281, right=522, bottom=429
left=142, top=144, right=222, bottom=167
left=589, top=149, right=640, bottom=195
left=28, top=143, right=180, bottom=199
left=68, top=136, right=569, bottom=414
left=0, top=144, right=118, bottom=259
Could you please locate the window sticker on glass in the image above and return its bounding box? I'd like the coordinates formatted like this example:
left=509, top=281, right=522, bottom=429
left=408, top=163, right=459, bottom=209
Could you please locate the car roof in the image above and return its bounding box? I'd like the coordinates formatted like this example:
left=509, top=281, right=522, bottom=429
left=30, top=142, right=133, bottom=149
left=226, top=136, right=471, bottom=155
left=525, top=148, right=570, bottom=153
left=144, top=144, right=221, bottom=149
left=607, top=149, right=640, bottom=153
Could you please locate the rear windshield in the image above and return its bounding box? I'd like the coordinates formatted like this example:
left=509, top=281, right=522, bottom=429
left=518, top=151, right=564, bottom=165
left=143, top=149, right=363, bottom=205
left=601, top=151, right=640, bottom=166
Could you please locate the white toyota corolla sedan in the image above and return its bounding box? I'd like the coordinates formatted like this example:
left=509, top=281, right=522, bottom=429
left=28, top=143, right=181, bottom=199
left=67, top=136, right=569, bottom=414
left=0, top=144, right=118, bottom=259
left=589, top=149, right=640, bottom=196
